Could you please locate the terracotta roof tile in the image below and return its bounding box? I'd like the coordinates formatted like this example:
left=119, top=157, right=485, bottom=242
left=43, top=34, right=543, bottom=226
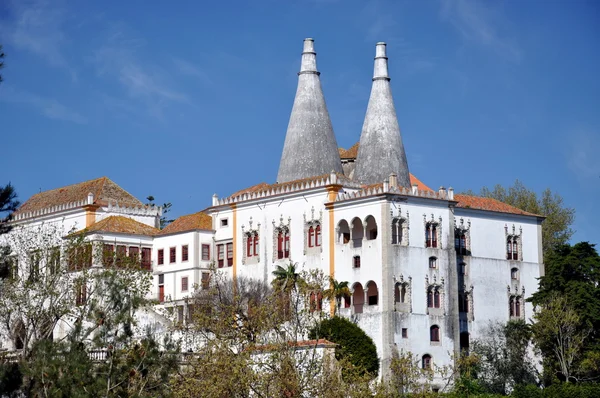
left=16, top=177, right=143, bottom=215
left=159, top=212, right=213, bottom=235
left=409, top=175, right=432, bottom=191
left=454, top=194, right=540, bottom=217
left=339, top=142, right=359, bottom=159
left=81, top=216, right=159, bottom=236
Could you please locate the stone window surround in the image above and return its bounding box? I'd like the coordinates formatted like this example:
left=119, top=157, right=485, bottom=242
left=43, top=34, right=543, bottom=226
left=426, top=274, right=445, bottom=316
left=454, top=217, right=471, bottom=255
left=391, top=206, right=409, bottom=246
left=507, top=285, right=526, bottom=320
left=393, top=274, right=412, bottom=313
left=505, top=224, right=523, bottom=261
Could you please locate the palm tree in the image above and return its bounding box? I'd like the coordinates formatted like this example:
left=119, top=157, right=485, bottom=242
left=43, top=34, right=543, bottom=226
left=323, top=277, right=351, bottom=315
left=271, top=262, right=300, bottom=293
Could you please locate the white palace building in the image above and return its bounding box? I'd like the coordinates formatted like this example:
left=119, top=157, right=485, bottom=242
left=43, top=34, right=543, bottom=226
left=2, top=39, right=545, bottom=377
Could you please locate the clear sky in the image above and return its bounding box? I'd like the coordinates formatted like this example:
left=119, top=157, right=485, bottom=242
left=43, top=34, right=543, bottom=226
left=0, top=0, right=598, bottom=245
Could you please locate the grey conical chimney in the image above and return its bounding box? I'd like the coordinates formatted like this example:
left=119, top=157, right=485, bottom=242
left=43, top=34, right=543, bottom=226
left=354, top=42, right=410, bottom=186
left=277, top=38, right=343, bottom=183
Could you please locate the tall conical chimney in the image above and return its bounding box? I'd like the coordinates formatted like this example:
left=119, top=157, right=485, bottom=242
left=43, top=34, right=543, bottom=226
left=354, top=42, right=410, bottom=186
left=277, top=38, right=343, bottom=183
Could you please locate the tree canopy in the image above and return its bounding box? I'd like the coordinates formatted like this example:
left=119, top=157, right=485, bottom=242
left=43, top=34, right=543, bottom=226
left=462, top=179, right=575, bottom=259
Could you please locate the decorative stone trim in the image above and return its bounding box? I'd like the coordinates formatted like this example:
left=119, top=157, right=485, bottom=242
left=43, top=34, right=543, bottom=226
left=454, top=217, right=471, bottom=255
left=461, top=284, right=474, bottom=321
left=393, top=274, right=412, bottom=312
left=423, top=214, right=443, bottom=249
left=391, top=206, right=409, bottom=246
left=505, top=224, right=523, bottom=261
left=272, top=214, right=291, bottom=262
left=241, top=217, right=260, bottom=265
left=303, top=206, right=323, bottom=255
left=507, top=285, right=526, bottom=320
left=425, top=275, right=445, bottom=316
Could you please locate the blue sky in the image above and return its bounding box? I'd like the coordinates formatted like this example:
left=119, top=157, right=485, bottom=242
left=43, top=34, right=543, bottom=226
left=0, top=0, right=598, bottom=245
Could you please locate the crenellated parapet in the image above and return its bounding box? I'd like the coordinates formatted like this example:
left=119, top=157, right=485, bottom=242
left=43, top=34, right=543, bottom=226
left=12, top=200, right=88, bottom=221
left=106, top=201, right=162, bottom=217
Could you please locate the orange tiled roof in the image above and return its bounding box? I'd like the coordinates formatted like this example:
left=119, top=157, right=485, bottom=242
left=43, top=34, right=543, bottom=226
left=159, top=212, right=213, bottom=235
left=16, top=177, right=143, bottom=215
left=454, top=194, right=541, bottom=217
left=339, top=142, right=359, bottom=159
left=409, top=174, right=432, bottom=191
left=82, top=216, right=159, bottom=236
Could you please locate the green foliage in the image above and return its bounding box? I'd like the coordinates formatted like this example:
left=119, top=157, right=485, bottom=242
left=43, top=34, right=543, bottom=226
left=145, top=195, right=174, bottom=229
left=0, top=183, right=19, bottom=235
left=322, top=277, right=351, bottom=315
left=462, top=180, right=575, bottom=259
left=271, top=261, right=301, bottom=292
left=0, top=360, right=22, bottom=397
left=512, top=383, right=600, bottom=398
left=309, top=316, right=379, bottom=378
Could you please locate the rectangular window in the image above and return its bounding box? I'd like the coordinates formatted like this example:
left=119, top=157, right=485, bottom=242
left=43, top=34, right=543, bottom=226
left=220, top=218, right=228, bottom=227
left=402, top=328, right=408, bottom=338
left=116, top=245, right=126, bottom=268
left=128, top=246, right=139, bottom=261
left=169, top=247, right=176, bottom=263
left=316, top=225, right=321, bottom=247
left=158, top=274, right=164, bottom=303
left=201, top=272, right=210, bottom=289
left=353, top=256, right=361, bottom=268
left=182, top=245, right=189, bottom=262
left=247, top=236, right=253, bottom=257
left=217, top=244, right=224, bottom=268
left=308, top=227, right=315, bottom=248
left=141, top=248, right=152, bottom=270
left=201, top=244, right=210, bottom=261
left=158, top=249, right=164, bottom=265
left=181, top=276, right=189, bottom=292
left=226, top=243, right=233, bottom=267
left=103, top=244, right=114, bottom=267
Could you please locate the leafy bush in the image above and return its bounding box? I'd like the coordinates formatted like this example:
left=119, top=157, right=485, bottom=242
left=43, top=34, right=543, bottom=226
left=309, top=316, right=379, bottom=377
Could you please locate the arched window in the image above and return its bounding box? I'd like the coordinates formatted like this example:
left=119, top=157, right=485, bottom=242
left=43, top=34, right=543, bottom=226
left=401, top=285, right=407, bottom=303
left=427, top=287, right=434, bottom=308
left=430, top=325, right=440, bottom=342
left=511, top=267, right=519, bottom=280
left=455, top=232, right=467, bottom=255
left=507, top=238, right=519, bottom=260
left=338, top=220, right=350, bottom=244
left=394, top=284, right=401, bottom=304
left=515, top=298, right=521, bottom=317
left=352, top=283, right=364, bottom=314
left=315, top=224, right=321, bottom=247
left=367, top=281, right=378, bottom=306
left=351, top=217, right=364, bottom=247
left=426, top=224, right=438, bottom=248
left=434, top=290, right=440, bottom=308
left=429, top=257, right=437, bottom=269
left=343, top=293, right=351, bottom=308
left=308, top=226, right=315, bottom=247
left=392, top=219, right=401, bottom=244
left=422, top=354, right=432, bottom=370
left=365, top=215, right=378, bottom=240
left=247, top=233, right=259, bottom=258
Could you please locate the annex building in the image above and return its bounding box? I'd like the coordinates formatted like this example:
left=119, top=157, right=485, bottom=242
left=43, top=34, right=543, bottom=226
left=2, top=39, right=545, bottom=380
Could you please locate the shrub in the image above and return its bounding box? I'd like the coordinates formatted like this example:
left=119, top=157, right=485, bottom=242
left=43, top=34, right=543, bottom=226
left=309, top=316, right=379, bottom=377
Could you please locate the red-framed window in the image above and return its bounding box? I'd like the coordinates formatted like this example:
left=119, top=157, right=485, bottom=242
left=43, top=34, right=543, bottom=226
left=277, top=231, right=290, bottom=259
left=181, top=276, right=189, bottom=292
left=430, top=325, right=440, bottom=342
left=141, top=248, right=151, bottom=270
left=217, top=244, right=224, bottom=268
left=129, top=246, right=139, bottom=261
left=353, top=255, right=361, bottom=268
left=169, top=247, right=176, bottom=263
left=226, top=243, right=233, bottom=267
left=158, top=274, right=165, bottom=303
left=315, top=225, right=321, bottom=247
left=426, top=225, right=438, bottom=248
left=201, top=244, right=210, bottom=261
left=247, top=234, right=259, bottom=258
left=507, top=239, right=519, bottom=260
left=182, top=245, right=189, bottom=262
left=308, top=226, right=315, bottom=248
left=158, top=249, right=164, bottom=265
left=309, top=292, right=323, bottom=312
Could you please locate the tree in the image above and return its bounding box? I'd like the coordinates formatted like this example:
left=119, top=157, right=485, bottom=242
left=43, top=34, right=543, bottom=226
left=531, top=294, right=591, bottom=383
left=0, top=183, right=19, bottom=235
left=386, top=349, right=434, bottom=397
left=470, top=320, right=538, bottom=394
left=462, top=180, right=575, bottom=259
left=0, top=44, right=5, bottom=83
left=145, top=195, right=174, bottom=229
left=309, top=316, right=379, bottom=378
left=272, top=262, right=301, bottom=293
left=322, top=277, right=350, bottom=315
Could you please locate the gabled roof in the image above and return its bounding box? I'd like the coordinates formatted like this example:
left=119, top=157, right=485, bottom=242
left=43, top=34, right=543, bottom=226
left=454, top=194, right=541, bottom=217
left=16, top=177, right=143, bottom=215
left=82, top=216, right=159, bottom=236
left=339, top=142, right=359, bottom=159
left=159, top=212, right=213, bottom=235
